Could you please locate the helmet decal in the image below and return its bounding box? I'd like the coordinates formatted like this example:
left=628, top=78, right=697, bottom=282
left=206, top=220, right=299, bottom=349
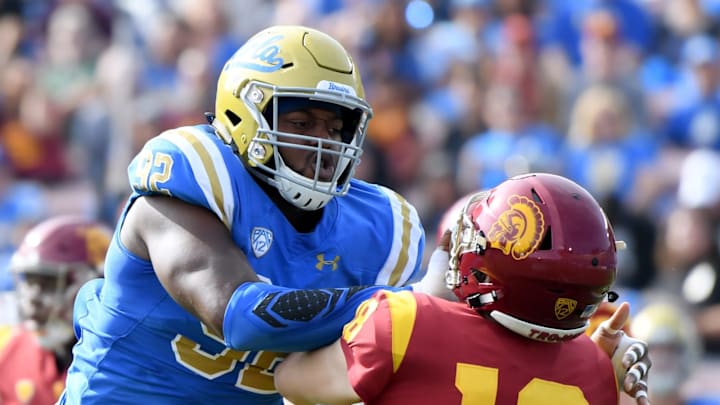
left=79, top=225, right=111, bottom=268
left=317, top=80, right=357, bottom=97
left=225, top=34, right=285, bottom=73
left=487, top=195, right=545, bottom=260
left=554, top=298, right=578, bottom=320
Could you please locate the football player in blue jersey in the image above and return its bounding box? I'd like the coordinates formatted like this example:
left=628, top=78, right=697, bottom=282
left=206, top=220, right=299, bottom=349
left=60, top=25, right=650, bottom=404
left=60, top=25, right=435, bottom=404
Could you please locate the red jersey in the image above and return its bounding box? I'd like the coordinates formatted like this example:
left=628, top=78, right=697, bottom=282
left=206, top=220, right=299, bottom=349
left=0, top=325, right=66, bottom=405
left=341, top=290, right=618, bottom=405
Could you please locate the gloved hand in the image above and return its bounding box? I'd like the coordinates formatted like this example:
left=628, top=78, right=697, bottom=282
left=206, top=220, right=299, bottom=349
left=591, top=302, right=652, bottom=405
left=411, top=230, right=457, bottom=301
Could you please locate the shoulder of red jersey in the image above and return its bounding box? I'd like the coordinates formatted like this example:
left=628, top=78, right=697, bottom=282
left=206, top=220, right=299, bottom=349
left=0, top=324, right=16, bottom=353
left=342, top=290, right=422, bottom=369
left=340, top=290, right=421, bottom=402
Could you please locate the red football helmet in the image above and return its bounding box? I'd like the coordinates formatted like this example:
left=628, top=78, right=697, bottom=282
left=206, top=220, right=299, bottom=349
left=10, top=215, right=112, bottom=350
left=447, top=173, right=619, bottom=342
left=436, top=192, right=475, bottom=242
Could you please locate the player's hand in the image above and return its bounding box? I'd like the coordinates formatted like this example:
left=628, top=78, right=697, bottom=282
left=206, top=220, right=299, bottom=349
left=411, top=230, right=456, bottom=300
left=590, top=302, right=651, bottom=405
left=437, top=227, right=451, bottom=252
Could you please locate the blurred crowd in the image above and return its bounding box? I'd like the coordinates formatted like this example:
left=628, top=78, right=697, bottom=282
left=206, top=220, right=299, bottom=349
left=2, top=0, right=720, bottom=401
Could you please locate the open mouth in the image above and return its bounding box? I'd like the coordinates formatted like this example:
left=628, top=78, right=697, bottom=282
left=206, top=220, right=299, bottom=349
left=307, top=152, right=336, bottom=181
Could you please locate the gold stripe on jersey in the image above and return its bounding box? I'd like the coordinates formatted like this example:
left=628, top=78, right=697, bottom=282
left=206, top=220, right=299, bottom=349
left=175, top=130, right=230, bottom=228
left=376, top=185, right=423, bottom=287
left=0, top=325, right=14, bottom=352
left=388, top=194, right=412, bottom=286
left=385, top=290, right=417, bottom=373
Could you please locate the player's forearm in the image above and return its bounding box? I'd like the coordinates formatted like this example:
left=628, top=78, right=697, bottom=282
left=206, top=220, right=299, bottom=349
left=276, top=341, right=360, bottom=405
left=223, top=282, right=407, bottom=352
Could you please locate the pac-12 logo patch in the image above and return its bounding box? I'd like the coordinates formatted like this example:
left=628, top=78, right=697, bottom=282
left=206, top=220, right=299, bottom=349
left=554, top=298, right=578, bottom=320
left=251, top=227, right=273, bottom=258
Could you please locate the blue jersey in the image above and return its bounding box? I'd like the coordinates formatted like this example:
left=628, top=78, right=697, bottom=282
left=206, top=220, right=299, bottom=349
left=62, top=125, right=425, bottom=404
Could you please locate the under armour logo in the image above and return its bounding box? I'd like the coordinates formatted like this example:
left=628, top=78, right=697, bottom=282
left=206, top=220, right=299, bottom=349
left=315, top=254, right=340, bottom=271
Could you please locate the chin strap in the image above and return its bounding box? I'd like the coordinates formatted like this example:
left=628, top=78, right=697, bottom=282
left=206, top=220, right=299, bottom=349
left=466, top=290, right=501, bottom=307
left=275, top=164, right=334, bottom=211
left=206, top=112, right=234, bottom=145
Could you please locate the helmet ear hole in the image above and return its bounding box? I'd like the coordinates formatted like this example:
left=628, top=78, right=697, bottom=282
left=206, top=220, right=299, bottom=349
left=531, top=188, right=543, bottom=203
left=225, top=110, right=241, bottom=126
left=538, top=227, right=552, bottom=250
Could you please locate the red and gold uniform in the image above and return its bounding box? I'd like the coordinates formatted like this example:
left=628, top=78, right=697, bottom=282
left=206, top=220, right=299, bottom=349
left=341, top=290, right=618, bottom=405
left=0, top=325, right=65, bottom=405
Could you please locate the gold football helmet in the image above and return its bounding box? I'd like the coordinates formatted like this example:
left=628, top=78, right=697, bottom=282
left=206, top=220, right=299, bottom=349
left=631, top=300, right=701, bottom=397
left=212, top=25, right=373, bottom=210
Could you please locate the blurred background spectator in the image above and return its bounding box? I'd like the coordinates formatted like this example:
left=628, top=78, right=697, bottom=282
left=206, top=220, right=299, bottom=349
left=630, top=294, right=704, bottom=405
left=1, top=0, right=720, bottom=400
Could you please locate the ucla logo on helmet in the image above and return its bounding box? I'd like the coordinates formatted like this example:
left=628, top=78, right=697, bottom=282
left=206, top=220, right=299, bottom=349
left=226, top=34, right=285, bottom=73
left=487, top=195, right=546, bottom=260
left=251, top=227, right=273, bottom=258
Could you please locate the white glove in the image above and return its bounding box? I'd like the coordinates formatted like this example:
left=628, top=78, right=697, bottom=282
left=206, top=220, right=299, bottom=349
left=592, top=305, right=651, bottom=405
left=410, top=248, right=457, bottom=301
left=611, top=331, right=651, bottom=403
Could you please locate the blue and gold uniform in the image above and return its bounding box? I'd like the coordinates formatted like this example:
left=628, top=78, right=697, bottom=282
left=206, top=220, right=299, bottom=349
left=62, top=124, right=424, bottom=403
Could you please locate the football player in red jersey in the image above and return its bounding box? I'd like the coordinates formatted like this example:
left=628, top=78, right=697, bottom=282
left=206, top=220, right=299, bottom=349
left=276, top=173, right=651, bottom=405
left=0, top=216, right=111, bottom=405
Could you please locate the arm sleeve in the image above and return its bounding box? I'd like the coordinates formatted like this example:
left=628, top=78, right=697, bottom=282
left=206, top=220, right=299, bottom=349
left=223, top=282, right=410, bottom=352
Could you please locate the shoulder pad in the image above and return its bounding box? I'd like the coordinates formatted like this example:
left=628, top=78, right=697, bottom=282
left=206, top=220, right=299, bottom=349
left=128, top=126, right=238, bottom=229
left=375, top=186, right=425, bottom=286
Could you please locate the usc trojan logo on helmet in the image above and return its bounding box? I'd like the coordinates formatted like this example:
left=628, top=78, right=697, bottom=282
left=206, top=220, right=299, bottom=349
left=78, top=226, right=112, bottom=268
left=555, top=298, right=578, bottom=320
left=487, top=195, right=545, bottom=260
